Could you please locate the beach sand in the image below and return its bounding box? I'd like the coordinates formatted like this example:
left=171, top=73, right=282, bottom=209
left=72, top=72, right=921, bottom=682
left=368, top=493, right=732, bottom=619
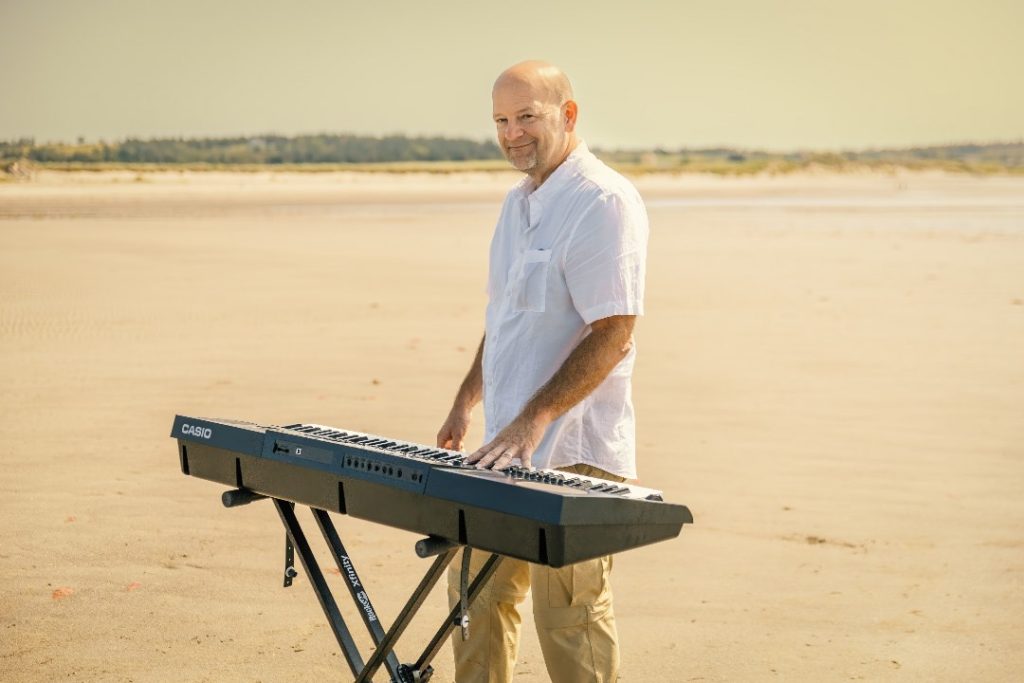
left=1, top=169, right=1022, bottom=681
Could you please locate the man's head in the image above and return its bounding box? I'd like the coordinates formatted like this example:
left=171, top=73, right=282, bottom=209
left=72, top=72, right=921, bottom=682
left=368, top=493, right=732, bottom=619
left=492, top=61, right=579, bottom=186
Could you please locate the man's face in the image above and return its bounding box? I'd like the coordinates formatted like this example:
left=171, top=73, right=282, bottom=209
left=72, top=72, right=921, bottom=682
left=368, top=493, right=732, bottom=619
left=492, top=79, right=570, bottom=180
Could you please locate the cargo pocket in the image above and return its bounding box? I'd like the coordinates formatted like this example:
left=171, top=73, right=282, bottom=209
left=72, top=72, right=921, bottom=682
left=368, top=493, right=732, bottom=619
left=547, top=556, right=611, bottom=610
left=512, top=249, right=551, bottom=312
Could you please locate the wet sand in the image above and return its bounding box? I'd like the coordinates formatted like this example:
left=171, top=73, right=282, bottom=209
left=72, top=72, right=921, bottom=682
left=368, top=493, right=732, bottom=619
left=1, top=169, right=1022, bottom=681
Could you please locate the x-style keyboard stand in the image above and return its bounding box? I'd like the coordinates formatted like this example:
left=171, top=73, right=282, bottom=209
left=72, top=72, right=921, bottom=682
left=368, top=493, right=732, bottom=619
left=221, top=487, right=503, bottom=682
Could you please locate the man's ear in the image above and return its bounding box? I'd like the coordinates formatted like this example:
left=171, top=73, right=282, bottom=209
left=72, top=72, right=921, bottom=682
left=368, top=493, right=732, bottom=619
left=564, top=100, right=578, bottom=132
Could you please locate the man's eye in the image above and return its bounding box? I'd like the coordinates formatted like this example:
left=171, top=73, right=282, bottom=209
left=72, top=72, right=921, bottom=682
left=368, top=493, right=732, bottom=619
left=521, top=114, right=534, bottom=120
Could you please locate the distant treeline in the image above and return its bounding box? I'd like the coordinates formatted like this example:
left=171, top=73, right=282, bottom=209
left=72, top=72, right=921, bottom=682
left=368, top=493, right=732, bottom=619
left=1, top=135, right=1022, bottom=174
left=0, top=134, right=504, bottom=164
left=601, top=141, right=1024, bottom=174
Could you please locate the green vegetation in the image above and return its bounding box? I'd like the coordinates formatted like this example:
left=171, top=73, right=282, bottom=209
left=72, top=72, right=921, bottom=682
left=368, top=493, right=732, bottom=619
left=1, top=135, right=1022, bottom=176
left=0, top=134, right=503, bottom=165
left=599, top=142, right=1024, bottom=176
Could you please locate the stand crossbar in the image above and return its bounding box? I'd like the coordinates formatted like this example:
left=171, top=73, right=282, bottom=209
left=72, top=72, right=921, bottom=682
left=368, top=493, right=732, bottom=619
left=228, top=491, right=501, bottom=682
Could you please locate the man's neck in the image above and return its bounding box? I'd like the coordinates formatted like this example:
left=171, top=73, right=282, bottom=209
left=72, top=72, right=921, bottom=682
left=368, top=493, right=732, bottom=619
left=528, top=137, right=580, bottom=188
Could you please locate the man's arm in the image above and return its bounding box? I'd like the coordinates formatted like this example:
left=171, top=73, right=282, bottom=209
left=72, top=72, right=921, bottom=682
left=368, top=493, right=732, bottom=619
left=436, top=334, right=486, bottom=451
left=466, top=315, right=636, bottom=470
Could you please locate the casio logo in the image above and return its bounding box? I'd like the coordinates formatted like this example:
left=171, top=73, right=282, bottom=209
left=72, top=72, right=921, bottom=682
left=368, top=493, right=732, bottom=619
left=181, top=424, right=213, bottom=439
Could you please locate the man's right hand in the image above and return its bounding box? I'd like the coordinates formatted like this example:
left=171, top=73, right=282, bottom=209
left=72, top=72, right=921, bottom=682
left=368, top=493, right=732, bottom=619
left=436, top=406, right=472, bottom=451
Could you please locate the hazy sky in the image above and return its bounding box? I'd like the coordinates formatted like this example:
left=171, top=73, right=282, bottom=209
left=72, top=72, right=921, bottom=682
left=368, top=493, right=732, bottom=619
left=1, top=0, right=1021, bottom=150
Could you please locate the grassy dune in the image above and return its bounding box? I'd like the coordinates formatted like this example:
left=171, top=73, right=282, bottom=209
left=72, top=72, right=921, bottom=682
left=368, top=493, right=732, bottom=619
left=3, top=141, right=1023, bottom=178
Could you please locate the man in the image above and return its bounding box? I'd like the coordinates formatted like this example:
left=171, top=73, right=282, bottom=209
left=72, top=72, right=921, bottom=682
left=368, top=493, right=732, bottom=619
left=437, top=60, right=648, bottom=683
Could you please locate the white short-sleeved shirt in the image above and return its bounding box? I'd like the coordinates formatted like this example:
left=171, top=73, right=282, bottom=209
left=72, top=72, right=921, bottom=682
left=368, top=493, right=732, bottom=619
left=482, top=142, right=648, bottom=479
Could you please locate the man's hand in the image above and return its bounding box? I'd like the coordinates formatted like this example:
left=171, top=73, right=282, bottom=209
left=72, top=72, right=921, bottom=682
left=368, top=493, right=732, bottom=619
left=465, top=413, right=549, bottom=470
left=437, top=405, right=473, bottom=451
left=463, top=315, right=635, bottom=470
left=437, top=335, right=485, bottom=451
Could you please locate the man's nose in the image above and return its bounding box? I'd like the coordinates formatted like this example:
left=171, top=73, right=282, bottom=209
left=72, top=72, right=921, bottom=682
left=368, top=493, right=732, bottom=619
left=504, top=121, right=523, bottom=141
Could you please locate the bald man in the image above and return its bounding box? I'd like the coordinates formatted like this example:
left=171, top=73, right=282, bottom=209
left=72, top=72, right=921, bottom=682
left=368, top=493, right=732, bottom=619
left=437, top=61, right=648, bottom=682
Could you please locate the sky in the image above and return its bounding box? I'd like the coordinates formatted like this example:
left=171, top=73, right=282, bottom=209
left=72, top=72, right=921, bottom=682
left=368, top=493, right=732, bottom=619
left=1, top=0, right=1021, bottom=151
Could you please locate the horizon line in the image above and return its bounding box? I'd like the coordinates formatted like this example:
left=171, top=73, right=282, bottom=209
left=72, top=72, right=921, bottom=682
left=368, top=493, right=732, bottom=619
left=3, top=133, right=1022, bottom=157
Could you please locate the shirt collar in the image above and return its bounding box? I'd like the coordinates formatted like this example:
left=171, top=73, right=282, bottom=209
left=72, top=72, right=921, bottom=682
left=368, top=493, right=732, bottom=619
left=514, top=140, right=591, bottom=201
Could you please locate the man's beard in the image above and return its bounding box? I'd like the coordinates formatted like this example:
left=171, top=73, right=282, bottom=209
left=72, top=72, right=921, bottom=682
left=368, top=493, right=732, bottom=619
left=505, top=143, right=538, bottom=172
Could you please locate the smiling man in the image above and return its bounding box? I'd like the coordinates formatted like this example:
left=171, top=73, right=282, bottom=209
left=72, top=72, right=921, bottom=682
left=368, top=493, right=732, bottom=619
left=437, top=60, right=649, bottom=682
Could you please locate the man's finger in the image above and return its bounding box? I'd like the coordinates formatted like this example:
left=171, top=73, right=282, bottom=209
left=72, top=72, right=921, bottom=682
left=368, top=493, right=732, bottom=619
left=469, top=447, right=500, bottom=467
left=473, top=444, right=508, bottom=469
left=437, top=425, right=452, bottom=448
left=465, top=444, right=488, bottom=464
left=491, top=451, right=515, bottom=471
left=491, top=447, right=521, bottom=470
left=493, top=444, right=529, bottom=471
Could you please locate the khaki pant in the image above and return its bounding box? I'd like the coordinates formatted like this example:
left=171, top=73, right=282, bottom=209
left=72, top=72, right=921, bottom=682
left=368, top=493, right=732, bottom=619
left=447, top=464, right=625, bottom=683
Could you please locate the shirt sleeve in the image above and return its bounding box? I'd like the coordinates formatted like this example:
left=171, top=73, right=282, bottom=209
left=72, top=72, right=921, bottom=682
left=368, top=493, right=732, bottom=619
left=564, top=191, right=648, bottom=325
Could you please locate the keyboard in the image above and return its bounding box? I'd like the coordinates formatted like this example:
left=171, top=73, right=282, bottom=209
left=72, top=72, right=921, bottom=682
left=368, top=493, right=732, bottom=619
left=172, top=415, right=693, bottom=567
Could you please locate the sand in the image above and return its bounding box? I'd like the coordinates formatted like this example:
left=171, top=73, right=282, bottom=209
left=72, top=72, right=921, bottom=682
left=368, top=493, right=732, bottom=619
left=1, top=169, right=1022, bottom=682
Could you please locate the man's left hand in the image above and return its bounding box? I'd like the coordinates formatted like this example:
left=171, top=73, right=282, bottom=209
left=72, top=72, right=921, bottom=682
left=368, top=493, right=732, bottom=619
left=465, top=415, right=548, bottom=470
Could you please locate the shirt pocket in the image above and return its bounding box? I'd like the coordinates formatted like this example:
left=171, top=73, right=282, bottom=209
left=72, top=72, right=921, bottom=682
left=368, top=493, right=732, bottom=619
left=511, top=249, right=551, bottom=312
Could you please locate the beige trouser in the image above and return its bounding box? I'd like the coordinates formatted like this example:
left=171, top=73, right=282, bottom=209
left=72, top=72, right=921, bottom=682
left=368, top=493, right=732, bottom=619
left=447, top=464, right=625, bottom=683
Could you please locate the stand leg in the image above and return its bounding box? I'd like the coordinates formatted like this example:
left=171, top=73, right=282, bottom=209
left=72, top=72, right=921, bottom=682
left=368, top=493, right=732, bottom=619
left=355, top=548, right=459, bottom=683
left=312, top=508, right=403, bottom=682
left=274, top=499, right=365, bottom=678
left=255, top=497, right=499, bottom=683
left=411, top=553, right=503, bottom=676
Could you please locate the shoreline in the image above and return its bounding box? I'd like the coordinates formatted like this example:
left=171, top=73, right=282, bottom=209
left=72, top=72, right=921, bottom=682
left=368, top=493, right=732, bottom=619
left=3, top=168, right=1024, bottom=222
left=3, top=159, right=1023, bottom=185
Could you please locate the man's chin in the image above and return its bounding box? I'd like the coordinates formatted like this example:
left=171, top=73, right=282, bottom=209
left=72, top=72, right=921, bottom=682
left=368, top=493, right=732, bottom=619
left=506, top=154, right=537, bottom=173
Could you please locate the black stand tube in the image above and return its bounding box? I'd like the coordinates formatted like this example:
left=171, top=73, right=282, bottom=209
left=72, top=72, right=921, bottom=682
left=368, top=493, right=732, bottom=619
left=412, top=552, right=503, bottom=675
left=273, top=499, right=366, bottom=678
left=312, top=508, right=403, bottom=682
left=415, top=535, right=459, bottom=558
left=222, top=488, right=267, bottom=507
left=355, top=548, right=459, bottom=683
